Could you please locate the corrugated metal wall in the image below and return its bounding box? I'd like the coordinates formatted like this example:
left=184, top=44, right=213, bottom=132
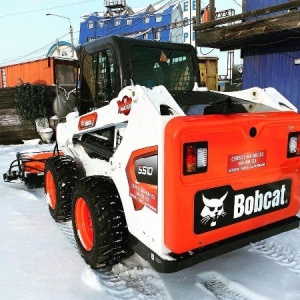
left=4, top=58, right=54, bottom=87
left=246, top=0, right=286, bottom=11
left=243, top=0, right=300, bottom=109
left=243, top=45, right=300, bottom=109
left=245, top=0, right=288, bottom=20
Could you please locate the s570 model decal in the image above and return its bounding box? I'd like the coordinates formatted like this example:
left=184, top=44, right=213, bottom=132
left=194, top=179, right=291, bottom=234
left=126, top=146, right=158, bottom=212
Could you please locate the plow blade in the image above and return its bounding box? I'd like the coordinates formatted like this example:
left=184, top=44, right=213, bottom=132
left=3, top=150, right=62, bottom=188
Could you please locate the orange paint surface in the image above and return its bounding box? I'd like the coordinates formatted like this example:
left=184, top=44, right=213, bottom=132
left=22, top=151, right=62, bottom=174
left=164, top=112, right=300, bottom=254
left=1, top=58, right=55, bottom=87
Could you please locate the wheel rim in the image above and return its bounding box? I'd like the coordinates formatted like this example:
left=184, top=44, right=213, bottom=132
left=74, top=197, right=94, bottom=251
left=45, top=170, right=56, bottom=209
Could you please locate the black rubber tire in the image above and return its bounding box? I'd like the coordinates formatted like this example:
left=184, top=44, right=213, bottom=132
left=44, top=155, right=78, bottom=222
left=72, top=176, right=129, bottom=269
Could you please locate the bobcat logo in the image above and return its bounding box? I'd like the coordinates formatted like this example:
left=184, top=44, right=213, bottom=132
left=201, top=192, right=228, bottom=227
left=117, top=95, right=132, bottom=115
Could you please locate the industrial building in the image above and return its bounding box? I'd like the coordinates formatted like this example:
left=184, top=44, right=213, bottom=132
left=79, top=0, right=183, bottom=44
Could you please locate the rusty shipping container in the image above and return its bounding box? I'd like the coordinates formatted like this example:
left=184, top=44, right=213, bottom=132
left=0, top=57, right=77, bottom=88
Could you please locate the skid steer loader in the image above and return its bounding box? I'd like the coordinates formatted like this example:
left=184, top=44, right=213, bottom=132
left=4, top=36, right=300, bottom=272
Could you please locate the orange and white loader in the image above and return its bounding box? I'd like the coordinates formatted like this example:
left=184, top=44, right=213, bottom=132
left=4, top=36, right=300, bottom=272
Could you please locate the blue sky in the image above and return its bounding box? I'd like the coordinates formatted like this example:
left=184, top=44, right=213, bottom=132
left=0, top=0, right=242, bottom=73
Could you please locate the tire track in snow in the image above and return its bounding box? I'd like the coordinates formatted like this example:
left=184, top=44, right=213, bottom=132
left=196, top=272, right=263, bottom=300
left=93, top=263, right=169, bottom=300
left=249, top=229, right=300, bottom=274
left=57, top=221, right=169, bottom=299
left=57, top=221, right=78, bottom=248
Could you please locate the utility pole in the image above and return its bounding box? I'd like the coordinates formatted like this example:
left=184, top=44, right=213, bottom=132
left=190, top=0, right=192, bottom=45
left=69, top=23, right=74, bottom=58
left=209, top=0, right=215, bottom=22
left=46, top=13, right=74, bottom=58
left=196, top=0, right=201, bottom=25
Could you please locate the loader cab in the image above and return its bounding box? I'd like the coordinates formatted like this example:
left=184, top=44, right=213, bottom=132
left=77, top=41, right=119, bottom=114
left=130, top=46, right=196, bottom=91
left=76, top=35, right=200, bottom=115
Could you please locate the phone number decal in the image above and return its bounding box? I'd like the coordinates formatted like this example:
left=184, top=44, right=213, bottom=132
left=228, top=150, right=267, bottom=173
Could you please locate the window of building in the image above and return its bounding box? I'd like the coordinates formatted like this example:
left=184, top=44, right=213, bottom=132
left=126, top=18, right=132, bottom=25
left=88, top=21, right=94, bottom=29
left=183, top=17, right=189, bottom=27
left=154, top=30, right=161, bottom=40
left=143, top=33, right=148, bottom=40
left=144, top=17, right=150, bottom=24
left=87, top=37, right=93, bottom=42
left=155, top=16, right=162, bottom=22
left=114, top=19, right=121, bottom=26
left=98, top=21, right=104, bottom=28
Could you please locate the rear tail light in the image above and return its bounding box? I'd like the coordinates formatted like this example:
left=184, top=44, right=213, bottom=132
left=183, top=142, right=208, bottom=175
left=288, top=132, right=300, bottom=157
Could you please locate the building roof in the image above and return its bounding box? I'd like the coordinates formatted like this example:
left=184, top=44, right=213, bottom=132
left=81, top=2, right=179, bottom=20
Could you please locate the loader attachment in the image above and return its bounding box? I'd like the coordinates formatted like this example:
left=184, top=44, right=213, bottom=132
left=3, top=150, right=61, bottom=188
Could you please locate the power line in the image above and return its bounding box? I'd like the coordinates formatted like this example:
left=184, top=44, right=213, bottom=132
left=0, top=0, right=96, bottom=18
left=232, top=0, right=242, bottom=9
left=1, top=0, right=185, bottom=65
left=0, top=32, right=70, bottom=66
left=0, top=0, right=209, bottom=65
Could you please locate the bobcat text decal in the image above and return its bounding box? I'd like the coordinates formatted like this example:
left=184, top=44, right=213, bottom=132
left=233, top=185, right=286, bottom=219
left=117, top=95, right=132, bottom=115
left=194, top=179, right=291, bottom=234
left=78, top=112, right=98, bottom=131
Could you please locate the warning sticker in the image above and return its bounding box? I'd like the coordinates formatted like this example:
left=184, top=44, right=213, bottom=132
left=129, top=181, right=158, bottom=213
left=227, top=150, right=267, bottom=173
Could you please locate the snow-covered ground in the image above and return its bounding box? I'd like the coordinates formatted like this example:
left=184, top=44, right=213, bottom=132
left=1, top=143, right=300, bottom=300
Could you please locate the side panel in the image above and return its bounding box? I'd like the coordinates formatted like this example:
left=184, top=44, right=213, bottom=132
left=164, top=112, right=300, bottom=254
left=126, top=146, right=158, bottom=212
